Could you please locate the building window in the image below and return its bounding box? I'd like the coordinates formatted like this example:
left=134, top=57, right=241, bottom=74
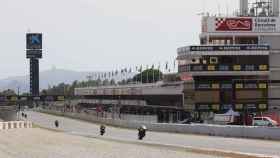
left=210, top=57, right=218, bottom=64
left=192, top=65, right=203, bottom=71
left=219, top=65, right=229, bottom=71
left=202, top=60, right=207, bottom=64
left=233, top=65, right=241, bottom=71
left=258, top=83, right=267, bottom=89
left=212, top=104, right=220, bottom=111
left=244, top=83, right=258, bottom=89
left=245, top=65, right=255, bottom=71
left=186, top=65, right=191, bottom=71
left=212, top=84, right=220, bottom=89
left=221, top=104, right=232, bottom=111
left=197, top=84, right=211, bottom=89
left=259, top=65, right=268, bottom=71
left=197, top=104, right=211, bottom=111
left=221, top=84, right=232, bottom=89
left=179, top=65, right=191, bottom=72
left=235, top=83, right=243, bottom=89
left=178, top=60, right=187, bottom=66
left=247, top=104, right=257, bottom=110
left=259, top=104, right=267, bottom=110
left=208, top=65, right=215, bottom=71
left=235, top=104, right=243, bottom=110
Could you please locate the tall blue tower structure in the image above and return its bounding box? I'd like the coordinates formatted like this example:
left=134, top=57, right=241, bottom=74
left=26, top=33, right=43, bottom=96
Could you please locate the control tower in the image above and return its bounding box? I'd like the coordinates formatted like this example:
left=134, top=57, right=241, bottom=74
left=177, top=0, right=280, bottom=122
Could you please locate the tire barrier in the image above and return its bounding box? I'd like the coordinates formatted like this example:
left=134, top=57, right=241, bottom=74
left=0, top=121, right=33, bottom=130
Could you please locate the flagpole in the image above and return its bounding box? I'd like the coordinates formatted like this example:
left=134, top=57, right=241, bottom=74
left=152, top=65, right=155, bottom=83
left=140, top=66, right=143, bottom=84
left=158, top=62, right=161, bottom=82
left=140, top=70, right=142, bottom=84
left=146, top=65, right=149, bottom=84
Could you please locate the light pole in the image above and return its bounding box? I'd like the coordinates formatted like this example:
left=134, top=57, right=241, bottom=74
left=17, top=86, right=20, bottom=120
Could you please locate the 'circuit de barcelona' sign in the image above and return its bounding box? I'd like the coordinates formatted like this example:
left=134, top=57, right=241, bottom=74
left=205, top=17, right=280, bottom=32
left=254, top=18, right=278, bottom=32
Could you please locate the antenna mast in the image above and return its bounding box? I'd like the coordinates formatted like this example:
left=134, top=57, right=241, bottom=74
left=244, top=0, right=279, bottom=17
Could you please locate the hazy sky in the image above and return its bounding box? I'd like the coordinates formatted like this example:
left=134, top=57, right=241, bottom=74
left=0, top=0, right=238, bottom=79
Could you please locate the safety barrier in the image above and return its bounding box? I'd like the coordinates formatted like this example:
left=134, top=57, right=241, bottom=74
left=0, top=121, right=33, bottom=130
left=38, top=109, right=280, bottom=140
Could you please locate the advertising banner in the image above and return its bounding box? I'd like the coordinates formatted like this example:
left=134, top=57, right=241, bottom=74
left=26, top=33, right=42, bottom=50
left=205, top=17, right=280, bottom=33
left=216, top=18, right=252, bottom=31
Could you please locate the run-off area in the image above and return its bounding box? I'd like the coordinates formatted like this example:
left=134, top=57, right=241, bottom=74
left=0, top=128, right=222, bottom=158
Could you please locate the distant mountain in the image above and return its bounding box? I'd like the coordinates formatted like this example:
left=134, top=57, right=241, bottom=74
left=0, top=68, right=135, bottom=93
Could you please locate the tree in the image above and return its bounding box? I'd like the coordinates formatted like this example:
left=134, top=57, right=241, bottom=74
left=102, top=79, right=109, bottom=86
left=110, top=79, right=116, bottom=85
left=21, top=92, right=30, bottom=96
left=40, top=89, right=48, bottom=95
left=0, top=89, right=16, bottom=96
left=133, top=69, right=163, bottom=83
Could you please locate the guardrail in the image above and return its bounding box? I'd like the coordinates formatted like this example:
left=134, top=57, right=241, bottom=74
left=38, top=109, right=280, bottom=140
left=0, top=121, right=33, bottom=130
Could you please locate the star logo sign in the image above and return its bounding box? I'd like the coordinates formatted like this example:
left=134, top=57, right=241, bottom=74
left=31, top=35, right=41, bottom=44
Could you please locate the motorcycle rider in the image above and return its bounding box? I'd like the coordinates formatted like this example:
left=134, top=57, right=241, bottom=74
left=100, top=124, right=106, bottom=136
left=138, top=125, right=147, bottom=140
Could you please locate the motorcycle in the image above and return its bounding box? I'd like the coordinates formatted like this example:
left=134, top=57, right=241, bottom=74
left=54, top=120, right=59, bottom=128
left=138, top=125, right=147, bottom=140
left=100, top=125, right=106, bottom=136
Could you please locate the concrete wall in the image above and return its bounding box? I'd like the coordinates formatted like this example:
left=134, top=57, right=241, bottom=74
left=38, top=109, right=280, bottom=140
left=120, top=113, right=157, bottom=123
left=0, top=106, right=17, bottom=121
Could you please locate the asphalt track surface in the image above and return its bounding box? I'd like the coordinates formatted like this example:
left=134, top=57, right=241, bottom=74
left=25, top=111, right=280, bottom=157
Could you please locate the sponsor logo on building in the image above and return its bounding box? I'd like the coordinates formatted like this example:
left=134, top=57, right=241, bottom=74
left=254, top=18, right=277, bottom=32
left=216, top=18, right=252, bottom=31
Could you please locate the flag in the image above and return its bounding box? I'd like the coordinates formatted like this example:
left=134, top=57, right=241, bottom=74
left=158, top=62, right=161, bottom=81
left=139, top=65, right=142, bottom=72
